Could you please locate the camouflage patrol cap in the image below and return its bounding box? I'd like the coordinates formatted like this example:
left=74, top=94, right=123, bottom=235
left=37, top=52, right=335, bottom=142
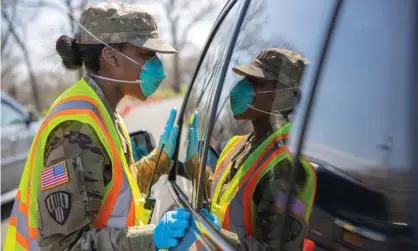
left=75, top=2, right=176, bottom=54
left=232, top=48, right=309, bottom=87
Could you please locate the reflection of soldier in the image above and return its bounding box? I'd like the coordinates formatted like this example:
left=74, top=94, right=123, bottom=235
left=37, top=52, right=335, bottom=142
left=186, top=48, right=316, bottom=251
left=4, top=3, right=192, bottom=251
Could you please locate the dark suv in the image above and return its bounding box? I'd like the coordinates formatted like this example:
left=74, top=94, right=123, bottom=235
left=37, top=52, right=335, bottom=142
left=141, top=0, right=418, bottom=250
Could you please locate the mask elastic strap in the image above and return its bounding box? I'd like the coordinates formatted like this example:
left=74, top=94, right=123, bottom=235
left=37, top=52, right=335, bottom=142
left=247, top=104, right=293, bottom=116
left=250, top=86, right=298, bottom=94
left=88, top=73, right=143, bottom=84
left=77, top=23, right=146, bottom=69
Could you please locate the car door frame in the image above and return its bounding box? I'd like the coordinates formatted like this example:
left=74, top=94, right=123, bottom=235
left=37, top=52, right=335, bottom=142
left=166, top=0, right=342, bottom=249
left=165, top=0, right=250, bottom=250
left=167, top=0, right=418, bottom=250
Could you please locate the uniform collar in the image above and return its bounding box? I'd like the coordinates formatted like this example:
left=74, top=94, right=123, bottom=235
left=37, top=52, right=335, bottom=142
left=83, top=74, right=116, bottom=118
left=84, top=75, right=130, bottom=154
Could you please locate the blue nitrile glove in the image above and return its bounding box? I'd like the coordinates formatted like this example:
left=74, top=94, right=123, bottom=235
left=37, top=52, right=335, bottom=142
left=159, top=108, right=179, bottom=158
left=168, top=227, right=196, bottom=251
left=170, top=208, right=220, bottom=251
left=186, top=112, right=199, bottom=161
left=200, top=208, right=221, bottom=230
left=153, top=207, right=192, bottom=249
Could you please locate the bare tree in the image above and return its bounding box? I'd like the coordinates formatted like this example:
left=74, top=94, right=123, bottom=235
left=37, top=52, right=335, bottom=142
left=153, top=0, right=221, bottom=93
left=2, top=0, right=42, bottom=110
left=25, top=0, right=103, bottom=79
left=1, top=48, right=20, bottom=100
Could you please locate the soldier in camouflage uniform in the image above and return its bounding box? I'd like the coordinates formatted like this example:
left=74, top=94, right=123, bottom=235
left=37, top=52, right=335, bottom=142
left=185, top=49, right=316, bottom=251
left=36, top=2, right=191, bottom=251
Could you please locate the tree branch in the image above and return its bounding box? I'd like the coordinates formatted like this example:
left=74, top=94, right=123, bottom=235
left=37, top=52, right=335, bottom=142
left=1, top=9, right=41, bottom=110
left=1, top=0, right=19, bottom=54
left=177, top=2, right=217, bottom=51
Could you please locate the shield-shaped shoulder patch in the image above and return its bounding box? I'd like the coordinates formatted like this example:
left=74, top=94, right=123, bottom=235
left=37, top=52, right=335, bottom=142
left=45, top=191, right=71, bottom=225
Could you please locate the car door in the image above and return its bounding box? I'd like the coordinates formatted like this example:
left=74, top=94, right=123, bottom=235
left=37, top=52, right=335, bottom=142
left=168, top=0, right=418, bottom=250
left=291, top=1, right=418, bottom=250
left=1, top=99, right=31, bottom=203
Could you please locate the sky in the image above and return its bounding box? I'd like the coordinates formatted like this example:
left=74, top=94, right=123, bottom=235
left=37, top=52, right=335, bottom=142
left=10, top=0, right=220, bottom=79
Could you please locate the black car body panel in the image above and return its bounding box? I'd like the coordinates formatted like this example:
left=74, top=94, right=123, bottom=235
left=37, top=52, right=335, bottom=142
left=168, top=0, right=418, bottom=250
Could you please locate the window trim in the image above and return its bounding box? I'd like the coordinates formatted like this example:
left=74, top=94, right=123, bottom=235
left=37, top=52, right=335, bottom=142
left=188, top=0, right=253, bottom=211
left=176, top=0, right=237, bottom=125
left=409, top=1, right=418, bottom=243
left=1, top=100, right=26, bottom=126
left=167, top=0, right=251, bottom=250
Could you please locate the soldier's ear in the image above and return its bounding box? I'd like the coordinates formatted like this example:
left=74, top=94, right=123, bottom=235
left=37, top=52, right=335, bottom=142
left=102, top=47, right=119, bottom=67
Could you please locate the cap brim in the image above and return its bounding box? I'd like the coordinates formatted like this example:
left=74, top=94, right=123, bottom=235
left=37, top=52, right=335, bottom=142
left=232, top=64, right=274, bottom=80
left=129, top=38, right=177, bottom=54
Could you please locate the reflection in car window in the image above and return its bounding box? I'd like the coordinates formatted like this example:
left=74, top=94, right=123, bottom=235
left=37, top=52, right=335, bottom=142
left=213, top=0, right=335, bottom=150
left=1, top=102, right=25, bottom=126
left=186, top=0, right=335, bottom=248
left=178, top=1, right=241, bottom=204
left=291, top=0, right=417, bottom=224
left=179, top=2, right=241, bottom=158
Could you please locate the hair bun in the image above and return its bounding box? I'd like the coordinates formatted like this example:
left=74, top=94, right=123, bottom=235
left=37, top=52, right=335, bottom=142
left=56, top=35, right=83, bottom=70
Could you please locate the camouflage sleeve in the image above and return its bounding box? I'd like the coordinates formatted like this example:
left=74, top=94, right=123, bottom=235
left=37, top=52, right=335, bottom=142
left=37, top=121, right=157, bottom=251
left=219, top=159, right=308, bottom=251
left=134, top=148, right=172, bottom=195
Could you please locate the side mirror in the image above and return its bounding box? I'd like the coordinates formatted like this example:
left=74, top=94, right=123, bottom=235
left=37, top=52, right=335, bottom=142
left=129, top=130, right=156, bottom=162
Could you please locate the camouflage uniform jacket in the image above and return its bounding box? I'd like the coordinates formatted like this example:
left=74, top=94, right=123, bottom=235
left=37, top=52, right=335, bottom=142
left=186, top=132, right=307, bottom=251
left=37, top=75, right=171, bottom=251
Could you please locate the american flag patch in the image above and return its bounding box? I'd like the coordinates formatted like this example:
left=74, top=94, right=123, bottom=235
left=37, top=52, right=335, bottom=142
left=41, top=162, right=69, bottom=191
left=275, top=191, right=306, bottom=217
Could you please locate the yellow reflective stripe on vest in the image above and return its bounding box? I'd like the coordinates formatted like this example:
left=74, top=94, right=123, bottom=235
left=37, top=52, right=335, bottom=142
left=217, top=131, right=284, bottom=210
left=115, top=113, right=146, bottom=226
left=4, top=78, right=148, bottom=251
left=298, top=156, right=317, bottom=221
left=43, top=97, right=128, bottom=226
left=211, top=136, right=247, bottom=201
left=211, top=131, right=286, bottom=229
left=210, top=126, right=316, bottom=237
left=49, top=79, right=146, bottom=226
left=4, top=191, right=38, bottom=251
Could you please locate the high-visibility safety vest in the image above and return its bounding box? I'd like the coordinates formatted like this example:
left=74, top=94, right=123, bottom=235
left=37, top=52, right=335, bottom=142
left=4, top=78, right=149, bottom=251
left=208, top=123, right=317, bottom=245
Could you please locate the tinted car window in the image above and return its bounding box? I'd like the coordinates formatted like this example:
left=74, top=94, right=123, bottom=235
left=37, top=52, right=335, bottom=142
left=177, top=1, right=241, bottom=202
left=1, top=101, right=25, bottom=126
left=291, top=0, right=417, bottom=225
left=180, top=0, right=418, bottom=249
left=211, top=0, right=336, bottom=148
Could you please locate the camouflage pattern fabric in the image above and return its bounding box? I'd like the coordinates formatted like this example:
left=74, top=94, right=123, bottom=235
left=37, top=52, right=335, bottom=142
left=75, top=2, right=176, bottom=54
left=233, top=48, right=309, bottom=120
left=36, top=76, right=173, bottom=251
left=232, top=48, right=309, bottom=84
